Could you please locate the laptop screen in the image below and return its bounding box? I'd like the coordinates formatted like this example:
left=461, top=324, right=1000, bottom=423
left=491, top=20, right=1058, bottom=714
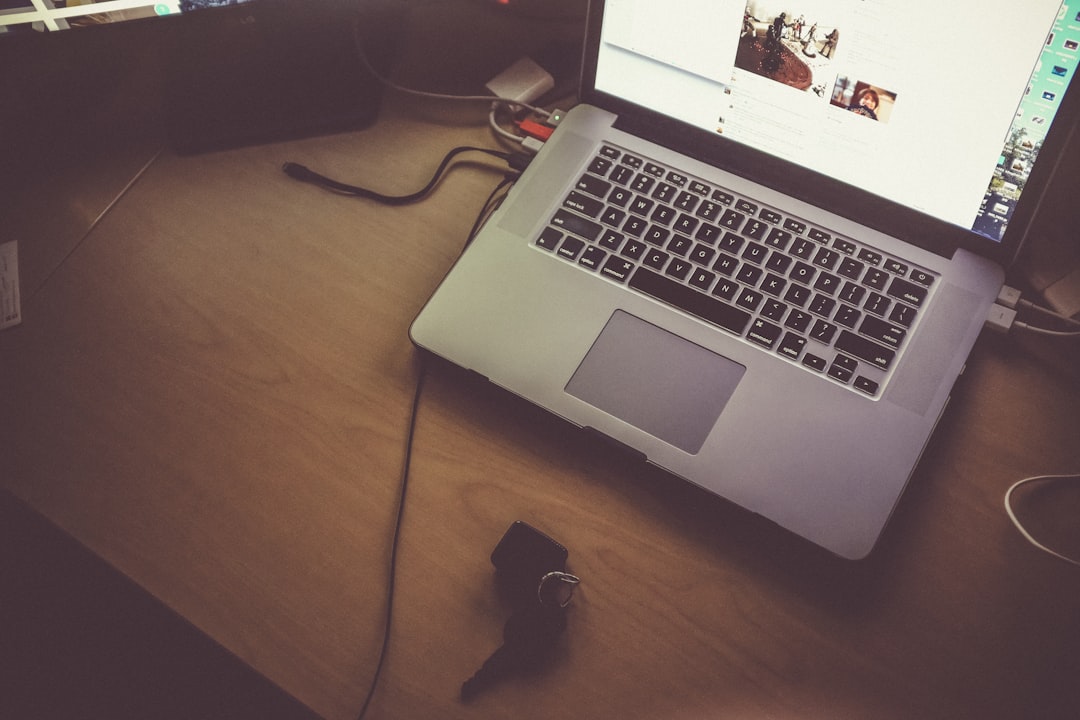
left=592, top=0, right=1076, bottom=246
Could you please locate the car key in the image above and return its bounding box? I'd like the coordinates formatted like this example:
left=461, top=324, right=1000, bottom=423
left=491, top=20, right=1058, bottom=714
left=460, top=601, right=568, bottom=701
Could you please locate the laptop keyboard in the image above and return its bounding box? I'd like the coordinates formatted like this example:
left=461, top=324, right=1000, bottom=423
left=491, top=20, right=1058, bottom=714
left=533, top=144, right=938, bottom=398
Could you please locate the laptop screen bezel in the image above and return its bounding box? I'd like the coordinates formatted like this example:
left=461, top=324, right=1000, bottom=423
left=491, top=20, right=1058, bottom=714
left=578, top=0, right=1079, bottom=268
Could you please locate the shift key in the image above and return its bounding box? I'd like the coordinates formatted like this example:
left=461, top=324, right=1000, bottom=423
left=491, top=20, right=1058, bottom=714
left=835, top=330, right=895, bottom=370
left=551, top=209, right=602, bottom=241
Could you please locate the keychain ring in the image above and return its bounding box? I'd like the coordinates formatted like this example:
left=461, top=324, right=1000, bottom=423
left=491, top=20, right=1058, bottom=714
left=537, top=570, right=581, bottom=607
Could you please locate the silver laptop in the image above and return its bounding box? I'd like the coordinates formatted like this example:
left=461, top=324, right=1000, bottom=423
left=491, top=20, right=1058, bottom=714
left=412, top=0, right=1079, bottom=559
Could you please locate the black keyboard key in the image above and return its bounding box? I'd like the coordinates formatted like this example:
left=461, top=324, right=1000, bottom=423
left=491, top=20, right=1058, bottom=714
left=712, top=278, right=739, bottom=301
left=673, top=213, right=699, bottom=235
left=809, top=294, right=837, bottom=318
left=761, top=273, right=787, bottom=297
left=864, top=292, right=891, bottom=316
left=690, top=243, right=717, bottom=266
left=765, top=252, right=793, bottom=274
left=834, top=304, right=861, bottom=328
left=859, top=314, right=906, bottom=348
left=536, top=227, right=562, bottom=250
left=713, top=253, right=739, bottom=276
left=790, top=261, right=816, bottom=285
left=551, top=209, right=602, bottom=241
left=653, top=182, right=678, bottom=203
left=835, top=330, right=895, bottom=370
left=689, top=268, right=716, bottom=291
left=784, top=283, right=812, bottom=308
left=623, top=215, right=648, bottom=238
left=643, top=248, right=669, bottom=270
left=833, top=238, right=857, bottom=255
left=813, top=272, right=841, bottom=295
left=759, top=209, right=782, bottom=224
left=784, top=218, right=807, bottom=234
left=576, top=174, right=612, bottom=198
left=889, top=302, right=916, bottom=328
left=650, top=205, right=677, bottom=226
left=598, top=229, right=624, bottom=251
left=747, top=318, right=783, bottom=349
left=884, top=259, right=908, bottom=275
left=666, top=235, right=693, bottom=256
left=630, top=195, right=654, bottom=216
left=785, top=309, right=813, bottom=333
left=854, top=376, right=880, bottom=395
left=556, top=236, right=586, bottom=261
left=608, top=186, right=632, bottom=207
left=887, top=276, right=929, bottom=307
left=711, top=189, right=735, bottom=205
left=579, top=245, right=607, bottom=270
left=743, top=219, right=769, bottom=241
left=695, top=223, right=722, bottom=244
left=665, top=258, right=693, bottom=281
left=629, top=267, right=752, bottom=335
left=807, top=228, right=830, bottom=243
left=735, top=199, right=758, bottom=214
left=620, top=239, right=646, bottom=260
left=837, top=257, right=865, bottom=280
left=802, top=353, right=827, bottom=371
left=909, top=269, right=935, bottom=286
left=675, top=191, right=700, bottom=212
left=838, top=281, right=866, bottom=305
left=696, top=200, right=723, bottom=222
left=600, top=256, right=635, bottom=282
left=588, top=157, right=613, bottom=175
left=719, top=209, right=746, bottom=230
left=809, top=319, right=838, bottom=344
left=736, top=287, right=764, bottom=312
left=718, top=232, right=744, bottom=253
left=765, top=227, right=792, bottom=250
left=813, top=247, right=841, bottom=270
left=791, top=238, right=816, bottom=259
left=609, top=165, right=635, bottom=185
left=741, top=241, right=768, bottom=264
left=631, top=174, right=655, bottom=193
left=778, top=332, right=807, bottom=360
left=858, top=248, right=883, bottom=265
left=601, top=207, right=627, bottom=228
left=864, top=268, right=890, bottom=290
left=761, top=298, right=787, bottom=322
left=643, top=225, right=670, bottom=247
left=736, top=264, right=763, bottom=286
left=828, top=354, right=857, bottom=383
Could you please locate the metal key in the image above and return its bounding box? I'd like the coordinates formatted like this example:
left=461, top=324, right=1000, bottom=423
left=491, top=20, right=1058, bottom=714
left=460, top=602, right=567, bottom=701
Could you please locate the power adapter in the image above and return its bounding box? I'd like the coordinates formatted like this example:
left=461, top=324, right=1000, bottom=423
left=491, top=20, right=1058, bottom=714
left=484, top=57, right=555, bottom=106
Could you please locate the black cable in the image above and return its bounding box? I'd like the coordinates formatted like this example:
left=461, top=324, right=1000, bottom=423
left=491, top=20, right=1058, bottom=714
left=353, top=172, right=520, bottom=720
left=282, top=146, right=526, bottom=205
left=356, top=355, right=427, bottom=720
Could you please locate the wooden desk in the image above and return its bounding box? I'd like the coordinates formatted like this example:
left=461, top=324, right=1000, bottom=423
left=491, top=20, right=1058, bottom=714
left=4, top=12, right=1080, bottom=720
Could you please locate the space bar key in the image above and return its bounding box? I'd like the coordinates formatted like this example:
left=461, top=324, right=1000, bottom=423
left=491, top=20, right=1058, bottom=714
left=628, top=267, right=752, bottom=335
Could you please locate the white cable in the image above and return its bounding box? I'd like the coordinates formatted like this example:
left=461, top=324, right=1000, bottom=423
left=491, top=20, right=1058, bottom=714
left=488, top=103, right=528, bottom=144
left=1018, top=299, right=1080, bottom=328
left=1013, top=322, right=1080, bottom=337
left=1004, top=473, right=1080, bottom=568
left=352, top=23, right=551, bottom=118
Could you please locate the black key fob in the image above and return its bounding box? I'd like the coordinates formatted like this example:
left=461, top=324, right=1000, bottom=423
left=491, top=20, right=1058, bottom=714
left=490, top=521, right=568, bottom=606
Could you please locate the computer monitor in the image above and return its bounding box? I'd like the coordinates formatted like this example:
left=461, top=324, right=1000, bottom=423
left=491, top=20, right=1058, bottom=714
left=0, top=0, right=402, bottom=153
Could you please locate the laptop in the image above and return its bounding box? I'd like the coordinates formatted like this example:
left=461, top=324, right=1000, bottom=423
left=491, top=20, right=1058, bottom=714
left=411, top=0, right=1080, bottom=559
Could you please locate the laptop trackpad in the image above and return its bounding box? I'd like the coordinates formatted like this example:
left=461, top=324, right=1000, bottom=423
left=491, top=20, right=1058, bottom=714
left=565, top=310, right=745, bottom=454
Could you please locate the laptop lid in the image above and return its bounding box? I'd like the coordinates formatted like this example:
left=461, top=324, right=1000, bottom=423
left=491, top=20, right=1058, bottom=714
left=580, top=0, right=1080, bottom=268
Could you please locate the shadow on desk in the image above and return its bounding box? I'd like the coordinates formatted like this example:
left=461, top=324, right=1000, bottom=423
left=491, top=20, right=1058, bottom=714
left=0, top=489, right=319, bottom=720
